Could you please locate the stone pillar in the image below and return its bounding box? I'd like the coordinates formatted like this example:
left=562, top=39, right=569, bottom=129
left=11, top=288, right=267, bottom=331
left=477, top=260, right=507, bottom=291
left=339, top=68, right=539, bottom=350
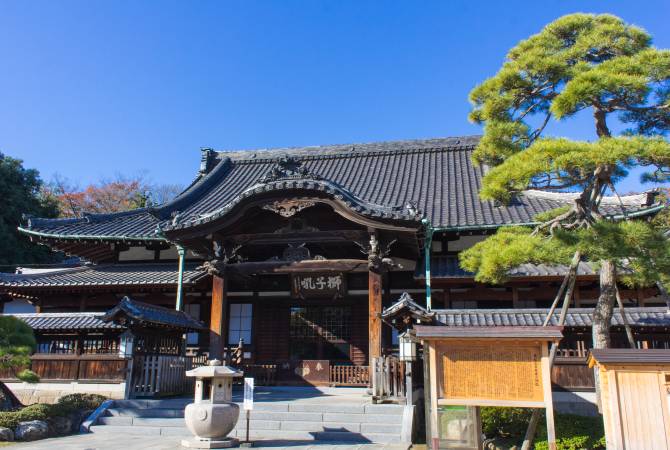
left=209, top=275, right=228, bottom=361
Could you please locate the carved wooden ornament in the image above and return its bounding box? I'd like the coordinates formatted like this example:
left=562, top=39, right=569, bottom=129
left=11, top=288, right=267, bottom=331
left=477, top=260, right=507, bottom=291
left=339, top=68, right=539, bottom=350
left=263, top=199, right=316, bottom=217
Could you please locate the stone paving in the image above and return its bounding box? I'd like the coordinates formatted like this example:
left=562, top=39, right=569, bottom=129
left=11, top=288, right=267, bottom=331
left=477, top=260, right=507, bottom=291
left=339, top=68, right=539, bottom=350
left=8, top=433, right=410, bottom=450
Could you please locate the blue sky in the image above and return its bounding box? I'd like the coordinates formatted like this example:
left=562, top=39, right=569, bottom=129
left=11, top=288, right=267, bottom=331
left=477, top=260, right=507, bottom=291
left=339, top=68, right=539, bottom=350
left=1, top=1, right=669, bottom=193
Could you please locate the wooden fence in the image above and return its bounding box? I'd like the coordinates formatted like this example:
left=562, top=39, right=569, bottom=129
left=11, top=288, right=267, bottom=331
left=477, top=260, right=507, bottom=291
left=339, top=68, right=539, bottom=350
left=127, top=355, right=193, bottom=398
left=552, top=357, right=595, bottom=390
left=371, top=356, right=406, bottom=403
left=329, top=365, right=369, bottom=386
left=0, top=354, right=128, bottom=382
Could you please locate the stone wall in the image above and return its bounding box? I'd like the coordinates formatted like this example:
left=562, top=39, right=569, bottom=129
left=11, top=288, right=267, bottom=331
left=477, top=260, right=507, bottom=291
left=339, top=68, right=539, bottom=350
left=5, top=381, right=125, bottom=404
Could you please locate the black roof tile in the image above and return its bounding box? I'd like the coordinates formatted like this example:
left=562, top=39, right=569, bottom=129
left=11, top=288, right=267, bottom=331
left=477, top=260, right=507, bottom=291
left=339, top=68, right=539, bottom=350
left=102, top=296, right=207, bottom=331
left=417, top=255, right=598, bottom=279
left=8, top=312, right=124, bottom=331
left=434, top=307, right=670, bottom=328
left=20, top=137, right=662, bottom=240
left=0, top=263, right=207, bottom=290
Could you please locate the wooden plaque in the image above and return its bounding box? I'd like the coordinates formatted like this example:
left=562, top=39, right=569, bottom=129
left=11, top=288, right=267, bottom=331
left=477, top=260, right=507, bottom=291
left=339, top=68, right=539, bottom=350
left=291, top=273, right=346, bottom=298
left=439, top=340, right=544, bottom=404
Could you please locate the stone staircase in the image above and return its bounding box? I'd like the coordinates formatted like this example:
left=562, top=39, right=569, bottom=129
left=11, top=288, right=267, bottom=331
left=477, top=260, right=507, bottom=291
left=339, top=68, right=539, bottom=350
left=89, top=397, right=412, bottom=445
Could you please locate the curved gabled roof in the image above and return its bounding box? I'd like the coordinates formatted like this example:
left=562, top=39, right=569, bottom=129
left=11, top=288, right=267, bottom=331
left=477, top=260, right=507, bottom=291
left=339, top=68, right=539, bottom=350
left=19, top=136, right=664, bottom=242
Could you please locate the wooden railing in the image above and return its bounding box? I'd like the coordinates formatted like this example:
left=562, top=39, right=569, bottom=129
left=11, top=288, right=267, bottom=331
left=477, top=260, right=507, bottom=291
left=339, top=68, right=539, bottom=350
left=0, top=354, right=129, bottom=382
left=128, top=355, right=193, bottom=398
left=329, top=365, right=369, bottom=386
left=371, top=356, right=406, bottom=402
left=239, top=364, right=278, bottom=386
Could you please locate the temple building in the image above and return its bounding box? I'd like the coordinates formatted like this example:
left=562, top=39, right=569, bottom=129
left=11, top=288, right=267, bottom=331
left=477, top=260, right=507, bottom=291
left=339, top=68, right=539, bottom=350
left=1, top=136, right=669, bottom=388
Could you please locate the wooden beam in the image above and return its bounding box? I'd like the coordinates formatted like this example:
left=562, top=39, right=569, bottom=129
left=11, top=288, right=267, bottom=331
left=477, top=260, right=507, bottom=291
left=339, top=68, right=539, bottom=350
left=542, top=341, right=557, bottom=450
left=512, top=287, right=520, bottom=308
left=368, top=268, right=382, bottom=367
left=210, top=275, right=228, bottom=361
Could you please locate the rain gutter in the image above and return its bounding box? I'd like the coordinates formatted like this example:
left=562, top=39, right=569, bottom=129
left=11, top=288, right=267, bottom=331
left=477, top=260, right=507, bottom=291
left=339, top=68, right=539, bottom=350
left=17, top=227, right=168, bottom=242
left=175, top=245, right=186, bottom=311
left=422, top=218, right=433, bottom=311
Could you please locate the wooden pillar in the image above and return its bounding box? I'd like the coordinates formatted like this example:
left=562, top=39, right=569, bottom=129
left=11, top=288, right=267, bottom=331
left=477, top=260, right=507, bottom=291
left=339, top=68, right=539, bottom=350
left=79, top=295, right=87, bottom=312
left=512, top=287, right=520, bottom=308
left=443, top=288, right=451, bottom=309
left=210, top=275, right=228, bottom=361
left=574, top=285, right=582, bottom=307
left=368, top=269, right=382, bottom=366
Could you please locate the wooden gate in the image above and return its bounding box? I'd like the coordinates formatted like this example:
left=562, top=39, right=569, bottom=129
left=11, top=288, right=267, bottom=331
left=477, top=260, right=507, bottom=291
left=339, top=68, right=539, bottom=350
left=371, top=356, right=406, bottom=403
left=127, top=355, right=193, bottom=398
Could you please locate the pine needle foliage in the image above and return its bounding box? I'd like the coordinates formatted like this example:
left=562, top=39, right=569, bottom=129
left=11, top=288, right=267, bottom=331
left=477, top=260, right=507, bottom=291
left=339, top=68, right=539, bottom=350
left=461, top=13, right=670, bottom=352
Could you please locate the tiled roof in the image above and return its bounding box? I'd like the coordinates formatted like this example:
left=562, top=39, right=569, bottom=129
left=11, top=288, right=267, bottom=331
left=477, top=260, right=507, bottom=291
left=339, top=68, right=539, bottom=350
left=417, top=255, right=598, bottom=279
left=102, top=296, right=207, bottom=331
left=589, top=348, right=670, bottom=364
left=20, top=136, right=662, bottom=240
left=433, top=307, right=670, bottom=328
left=0, top=263, right=208, bottom=291
left=8, top=312, right=124, bottom=331
left=415, top=325, right=564, bottom=340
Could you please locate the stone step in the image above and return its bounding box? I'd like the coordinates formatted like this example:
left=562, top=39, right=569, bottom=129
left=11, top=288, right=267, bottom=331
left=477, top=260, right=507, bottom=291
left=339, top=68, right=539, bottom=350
left=93, top=399, right=409, bottom=445
left=96, top=416, right=402, bottom=436
left=89, top=425, right=401, bottom=443
left=106, top=407, right=184, bottom=418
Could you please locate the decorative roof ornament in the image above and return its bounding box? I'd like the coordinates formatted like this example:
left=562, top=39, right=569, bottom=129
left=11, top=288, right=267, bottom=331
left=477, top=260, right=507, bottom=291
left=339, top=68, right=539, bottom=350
left=356, top=235, right=400, bottom=273
left=282, top=243, right=311, bottom=262
left=263, top=199, right=317, bottom=217
left=404, top=201, right=422, bottom=219
left=258, top=155, right=321, bottom=183
left=197, top=241, right=244, bottom=276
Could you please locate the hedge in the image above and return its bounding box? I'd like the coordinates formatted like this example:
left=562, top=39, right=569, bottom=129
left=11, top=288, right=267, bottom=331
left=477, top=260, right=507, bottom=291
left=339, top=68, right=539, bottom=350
left=481, top=407, right=606, bottom=450
left=0, top=393, right=106, bottom=430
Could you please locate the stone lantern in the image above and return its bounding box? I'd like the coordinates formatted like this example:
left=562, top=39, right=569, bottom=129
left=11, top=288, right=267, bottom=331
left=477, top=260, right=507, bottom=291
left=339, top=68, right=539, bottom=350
left=181, top=360, right=243, bottom=449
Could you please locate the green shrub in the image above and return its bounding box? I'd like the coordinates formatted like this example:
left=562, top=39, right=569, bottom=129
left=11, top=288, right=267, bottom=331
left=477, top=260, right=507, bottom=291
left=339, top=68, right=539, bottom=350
left=481, top=407, right=535, bottom=438
left=0, top=403, right=53, bottom=429
left=535, top=413, right=606, bottom=450
left=16, top=369, right=39, bottom=383
left=482, top=407, right=606, bottom=450
left=0, top=394, right=107, bottom=430
left=56, top=393, right=106, bottom=413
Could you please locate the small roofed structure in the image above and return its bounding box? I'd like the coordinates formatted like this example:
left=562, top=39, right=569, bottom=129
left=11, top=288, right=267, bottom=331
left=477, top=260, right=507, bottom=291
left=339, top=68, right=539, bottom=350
left=2, top=298, right=207, bottom=399
left=102, top=296, right=207, bottom=331
left=588, top=349, right=670, bottom=450
left=382, top=292, right=435, bottom=331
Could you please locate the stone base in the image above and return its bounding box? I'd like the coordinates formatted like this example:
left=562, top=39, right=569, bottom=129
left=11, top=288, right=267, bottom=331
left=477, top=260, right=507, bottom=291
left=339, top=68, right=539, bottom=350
left=5, top=381, right=125, bottom=405
left=181, top=437, right=239, bottom=449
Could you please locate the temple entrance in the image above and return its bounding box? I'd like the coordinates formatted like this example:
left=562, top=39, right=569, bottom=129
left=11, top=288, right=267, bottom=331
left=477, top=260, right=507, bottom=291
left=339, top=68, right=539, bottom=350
left=289, top=306, right=352, bottom=362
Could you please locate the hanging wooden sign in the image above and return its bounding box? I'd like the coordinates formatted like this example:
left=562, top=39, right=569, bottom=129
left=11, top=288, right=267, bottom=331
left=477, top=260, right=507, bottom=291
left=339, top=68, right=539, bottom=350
left=291, top=273, right=346, bottom=298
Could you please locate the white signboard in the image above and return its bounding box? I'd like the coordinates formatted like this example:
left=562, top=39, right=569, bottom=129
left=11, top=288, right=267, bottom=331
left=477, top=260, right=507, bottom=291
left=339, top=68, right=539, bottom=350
left=243, top=377, right=254, bottom=410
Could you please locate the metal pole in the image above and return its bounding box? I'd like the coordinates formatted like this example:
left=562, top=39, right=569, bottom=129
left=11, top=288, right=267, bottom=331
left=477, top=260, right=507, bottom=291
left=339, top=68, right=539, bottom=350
left=422, top=219, right=433, bottom=310
left=175, top=245, right=186, bottom=311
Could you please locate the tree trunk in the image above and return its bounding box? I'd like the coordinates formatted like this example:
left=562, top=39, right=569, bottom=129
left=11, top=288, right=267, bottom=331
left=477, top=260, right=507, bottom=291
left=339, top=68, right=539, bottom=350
left=592, top=259, right=617, bottom=411
left=593, top=259, right=617, bottom=349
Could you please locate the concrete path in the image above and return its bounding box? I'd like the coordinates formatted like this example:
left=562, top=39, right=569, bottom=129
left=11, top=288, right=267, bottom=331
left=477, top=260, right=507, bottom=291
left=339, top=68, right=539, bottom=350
left=8, top=434, right=410, bottom=450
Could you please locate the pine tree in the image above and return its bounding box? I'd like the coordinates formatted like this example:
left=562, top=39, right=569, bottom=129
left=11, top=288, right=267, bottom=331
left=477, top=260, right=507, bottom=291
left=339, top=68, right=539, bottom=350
left=460, top=13, right=670, bottom=408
